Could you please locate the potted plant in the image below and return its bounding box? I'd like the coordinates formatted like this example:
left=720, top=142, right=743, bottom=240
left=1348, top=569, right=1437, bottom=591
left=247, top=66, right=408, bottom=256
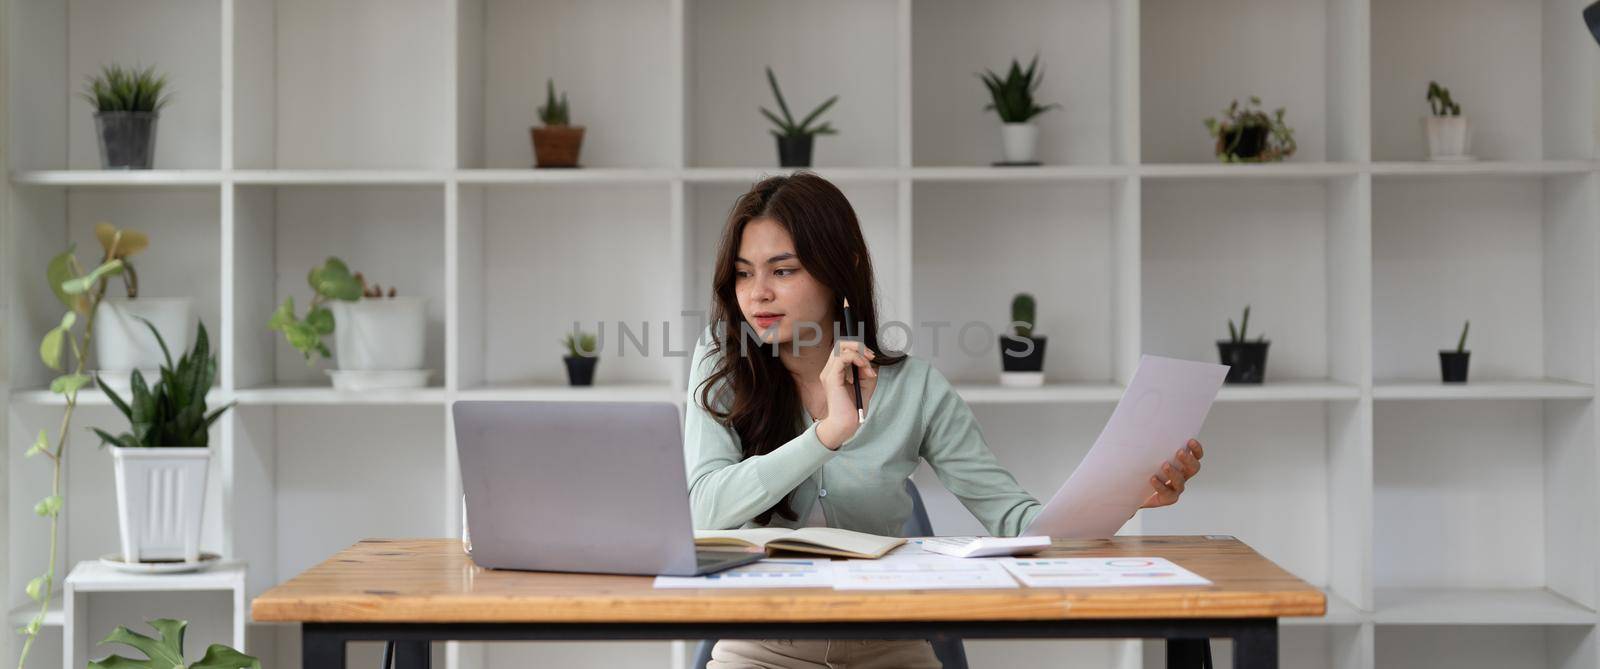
left=978, top=55, right=1061, bottom=165
left=1424, top=81, right=1471, bottom=161
left=761, top=66, right=838, bottom=168
left=16, top=241, right=129, bottom=666
left=1441, top=320, right=1470, bottom=383
left=998, top=293, right=1047, bottom=387
left=531, top=78, right=584, bottom=168
left=94, top=321, right=234, bottom=564
left=89, top=618, right=259, bottom=668
left=90, top=223, right=194, bottom=395
left=1218, top=305, right=1269, bottom=384
left=1204, top=97, right=1297, bottom=163
left=81, top=64, right=173, bottom=169
left=563, top=330, right=599, bottom=386
left=269, top=257, right=429, bottom=390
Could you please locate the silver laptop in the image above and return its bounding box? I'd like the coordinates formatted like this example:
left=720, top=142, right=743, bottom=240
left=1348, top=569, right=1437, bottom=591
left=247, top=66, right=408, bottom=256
left=452, top=400, right=763, bottom=577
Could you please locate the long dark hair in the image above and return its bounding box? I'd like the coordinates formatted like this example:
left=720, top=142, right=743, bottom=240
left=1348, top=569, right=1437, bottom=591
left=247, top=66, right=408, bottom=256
left=695, top=171, right=906, bottom=525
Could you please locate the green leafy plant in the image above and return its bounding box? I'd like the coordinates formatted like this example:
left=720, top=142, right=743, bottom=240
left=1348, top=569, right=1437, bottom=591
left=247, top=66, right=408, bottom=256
left=87, top=618, right=260, bottom=669
left=1203, top=96, right=1297, bottom=163
left=761, top=66, right=838, bottom=138
left=1011, top=293, right=1037, bottom=339
left=93, top=320, right=233, bottom=450
left=1226, top=305, right=1267, bottom=344
left=80, top=64, right=174, bottom=114
left=1454, top=320, right=1470, bottom=353
left=267, top=257, right=365, bottom=364
left=978, top=55, right=1061, bottom=124
left=1427, top=81, right=1461, bottom=117
left=17, top=228, right=137, bottom=668
left=562, top=331, right=598, bottom=358
left=538, top=78, right=570, bottom=126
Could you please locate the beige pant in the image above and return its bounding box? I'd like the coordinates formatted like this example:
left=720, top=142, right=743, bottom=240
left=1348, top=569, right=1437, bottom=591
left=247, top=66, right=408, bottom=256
left=708, top=638, right=943, bottom=669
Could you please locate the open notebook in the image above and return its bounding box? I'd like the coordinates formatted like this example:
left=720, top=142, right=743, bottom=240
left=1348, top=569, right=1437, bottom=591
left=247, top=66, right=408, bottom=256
left=694, top=527, right=906, bottom=559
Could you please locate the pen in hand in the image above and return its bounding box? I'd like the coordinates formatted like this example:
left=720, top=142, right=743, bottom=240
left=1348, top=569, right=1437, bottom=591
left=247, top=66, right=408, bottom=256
left=842, top=297, right=865, bottom=424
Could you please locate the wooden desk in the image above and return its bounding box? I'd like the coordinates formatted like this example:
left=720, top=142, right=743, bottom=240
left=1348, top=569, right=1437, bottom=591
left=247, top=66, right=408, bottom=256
left=253, top=535, right=1324, bottom=669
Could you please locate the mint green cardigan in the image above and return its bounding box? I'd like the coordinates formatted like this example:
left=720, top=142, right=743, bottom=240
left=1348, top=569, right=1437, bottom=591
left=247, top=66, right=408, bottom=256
left=683, top=330, right=1044, bottom=537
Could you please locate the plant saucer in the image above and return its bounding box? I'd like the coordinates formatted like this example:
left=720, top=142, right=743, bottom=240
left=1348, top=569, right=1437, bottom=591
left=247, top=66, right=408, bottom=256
left=1427, top=155, right=1476, bottom=162
left=327, top=369, right=432, bottom=391
left=99, top=551, right=222, bottom=575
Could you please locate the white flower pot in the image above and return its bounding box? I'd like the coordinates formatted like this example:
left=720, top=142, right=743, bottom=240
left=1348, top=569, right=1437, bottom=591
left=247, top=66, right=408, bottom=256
left=1423, top=116, right=1471, bottom=160
left=1000, top=123, right=1040, bottom=163
left=331, top=296, right=427, bottom=371
left=111, top=446, right=210, bottom=563
left=95, top=297, right=192, bottom=374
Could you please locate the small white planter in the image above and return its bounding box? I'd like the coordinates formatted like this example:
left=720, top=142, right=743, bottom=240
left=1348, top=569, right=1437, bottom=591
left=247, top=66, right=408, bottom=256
left=1423, top=116, right=1471, bottom=160
left=1000, top=123, right=1040, bottom=163
left=329, top=297, right=428, bottom=389
left=95, top=297, right=192, bottom=382
left=111, top=446, right=210, bottom=563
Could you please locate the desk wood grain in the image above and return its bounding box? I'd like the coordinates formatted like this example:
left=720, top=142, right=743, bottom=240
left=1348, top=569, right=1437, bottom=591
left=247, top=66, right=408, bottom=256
left=251, top=536, right=1326, bottom=623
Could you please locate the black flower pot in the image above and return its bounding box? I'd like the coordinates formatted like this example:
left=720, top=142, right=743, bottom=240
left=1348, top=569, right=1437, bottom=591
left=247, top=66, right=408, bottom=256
left=1222, top=125, right=1267, bottom=160
left=564, top=356, right=598, bottom=386
left=1439, top=350, right=1470, bottom=383
left=95, top=111, right=159, bottom=169
left=999, top=335, right=1047, bottom=372
left=1217, top=340, right=1269, bottom=384
left=776, top=134, right=814, bottom=168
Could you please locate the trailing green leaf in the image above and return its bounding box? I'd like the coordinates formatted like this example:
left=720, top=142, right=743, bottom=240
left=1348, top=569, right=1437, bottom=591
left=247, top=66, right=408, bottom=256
left=34, top=495, right=62, bottom=517
left=61, top=258, right=124, bottom=295
left=50, top=374, right=92, bottom=395
left=26, top=429, right=49, bottom=458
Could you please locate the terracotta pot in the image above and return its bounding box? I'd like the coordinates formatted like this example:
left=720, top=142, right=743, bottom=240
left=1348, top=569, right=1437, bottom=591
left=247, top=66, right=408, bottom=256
left=531, top=125, right=585, bottom=168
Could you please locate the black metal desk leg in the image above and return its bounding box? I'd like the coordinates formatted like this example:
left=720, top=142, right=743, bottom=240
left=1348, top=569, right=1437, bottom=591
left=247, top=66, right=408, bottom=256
left=1232, top=620, right=1278, bottom=669
left=1167, top=638, right=1210, bottom=669
left=302, top=625, right=346, bottom=669
left=393, top=641, right=431, bottom=669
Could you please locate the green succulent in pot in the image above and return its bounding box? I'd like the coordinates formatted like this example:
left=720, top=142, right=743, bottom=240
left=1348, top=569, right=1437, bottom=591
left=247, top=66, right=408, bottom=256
left=93, top=320, right=233, bottom=450
left=80, top=63, right=174, bottom=169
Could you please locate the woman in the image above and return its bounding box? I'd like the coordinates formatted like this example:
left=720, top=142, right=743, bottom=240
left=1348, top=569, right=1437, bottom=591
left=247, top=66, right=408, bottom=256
left=684, top=172, right=1205, bottom=669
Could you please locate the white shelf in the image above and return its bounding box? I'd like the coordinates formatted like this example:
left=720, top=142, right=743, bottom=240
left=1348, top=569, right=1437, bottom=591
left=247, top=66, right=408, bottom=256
left=230, top=169, right=450, bottom=185
left=455, top=168, right=673, bottom=185
left=10, top=170, right=225, bottom=186
left=1215, top=380, right=1362, bottom=403
left=1139, top=162, right=1361, bottom=180
left=912, top=165, right=1130, bottom=182
left=1373, top=380, right=1595, bottom=401
left=230, top=386, right=450, bottom=406
left=456, top=383, right=681, bottom=404
left=7, top=594, right=63, bottom=628
left=9, top=387, right=229, bottom=407
left=64, top=560, right=246, bottom=593
left=952, top=382, right=1124, bottom=404
left=1373, top=587, right=1597, bottom=626
left=681, top=167, right=902, bottom=184
left=1369, top=160, right=1597, bottom=177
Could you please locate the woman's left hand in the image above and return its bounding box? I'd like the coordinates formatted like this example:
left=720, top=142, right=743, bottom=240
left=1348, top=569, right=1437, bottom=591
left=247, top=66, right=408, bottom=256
left=1140, top=439, right=1204, bottom=509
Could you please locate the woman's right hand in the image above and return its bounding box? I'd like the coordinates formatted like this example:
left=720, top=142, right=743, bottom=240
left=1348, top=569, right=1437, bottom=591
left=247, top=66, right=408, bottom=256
left=815, top=338, right=877, bottom=450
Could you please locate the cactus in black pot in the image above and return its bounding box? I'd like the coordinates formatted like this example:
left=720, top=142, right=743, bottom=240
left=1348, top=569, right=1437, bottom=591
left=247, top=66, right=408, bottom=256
left=999, top=293, right=1047, bottom=387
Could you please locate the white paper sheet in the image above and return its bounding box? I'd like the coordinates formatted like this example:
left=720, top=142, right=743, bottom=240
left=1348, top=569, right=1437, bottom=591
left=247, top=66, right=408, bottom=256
left=830, top=556, right=1019, bottom=590
left=1000, top=557, right=1213, bottom=588
left=652, top=558, right=833, bottom=589
left=1025, top=355, right=1228, bottom=539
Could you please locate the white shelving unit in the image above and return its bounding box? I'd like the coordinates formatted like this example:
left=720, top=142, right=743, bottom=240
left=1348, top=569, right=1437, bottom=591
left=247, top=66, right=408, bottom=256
left=62, top=561, right=247, bottom=669
left=5, top=0, right=1598, bottom=667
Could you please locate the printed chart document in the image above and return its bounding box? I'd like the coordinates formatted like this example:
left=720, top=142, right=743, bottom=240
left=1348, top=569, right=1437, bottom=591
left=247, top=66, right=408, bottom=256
left=653, top=559, right=833, bottom=589
left=1026, top=355, right=1228, bottom=539
left=1001, top=557, right=1212, bottom=588
left=830, top=556, right=1019, bottom=590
